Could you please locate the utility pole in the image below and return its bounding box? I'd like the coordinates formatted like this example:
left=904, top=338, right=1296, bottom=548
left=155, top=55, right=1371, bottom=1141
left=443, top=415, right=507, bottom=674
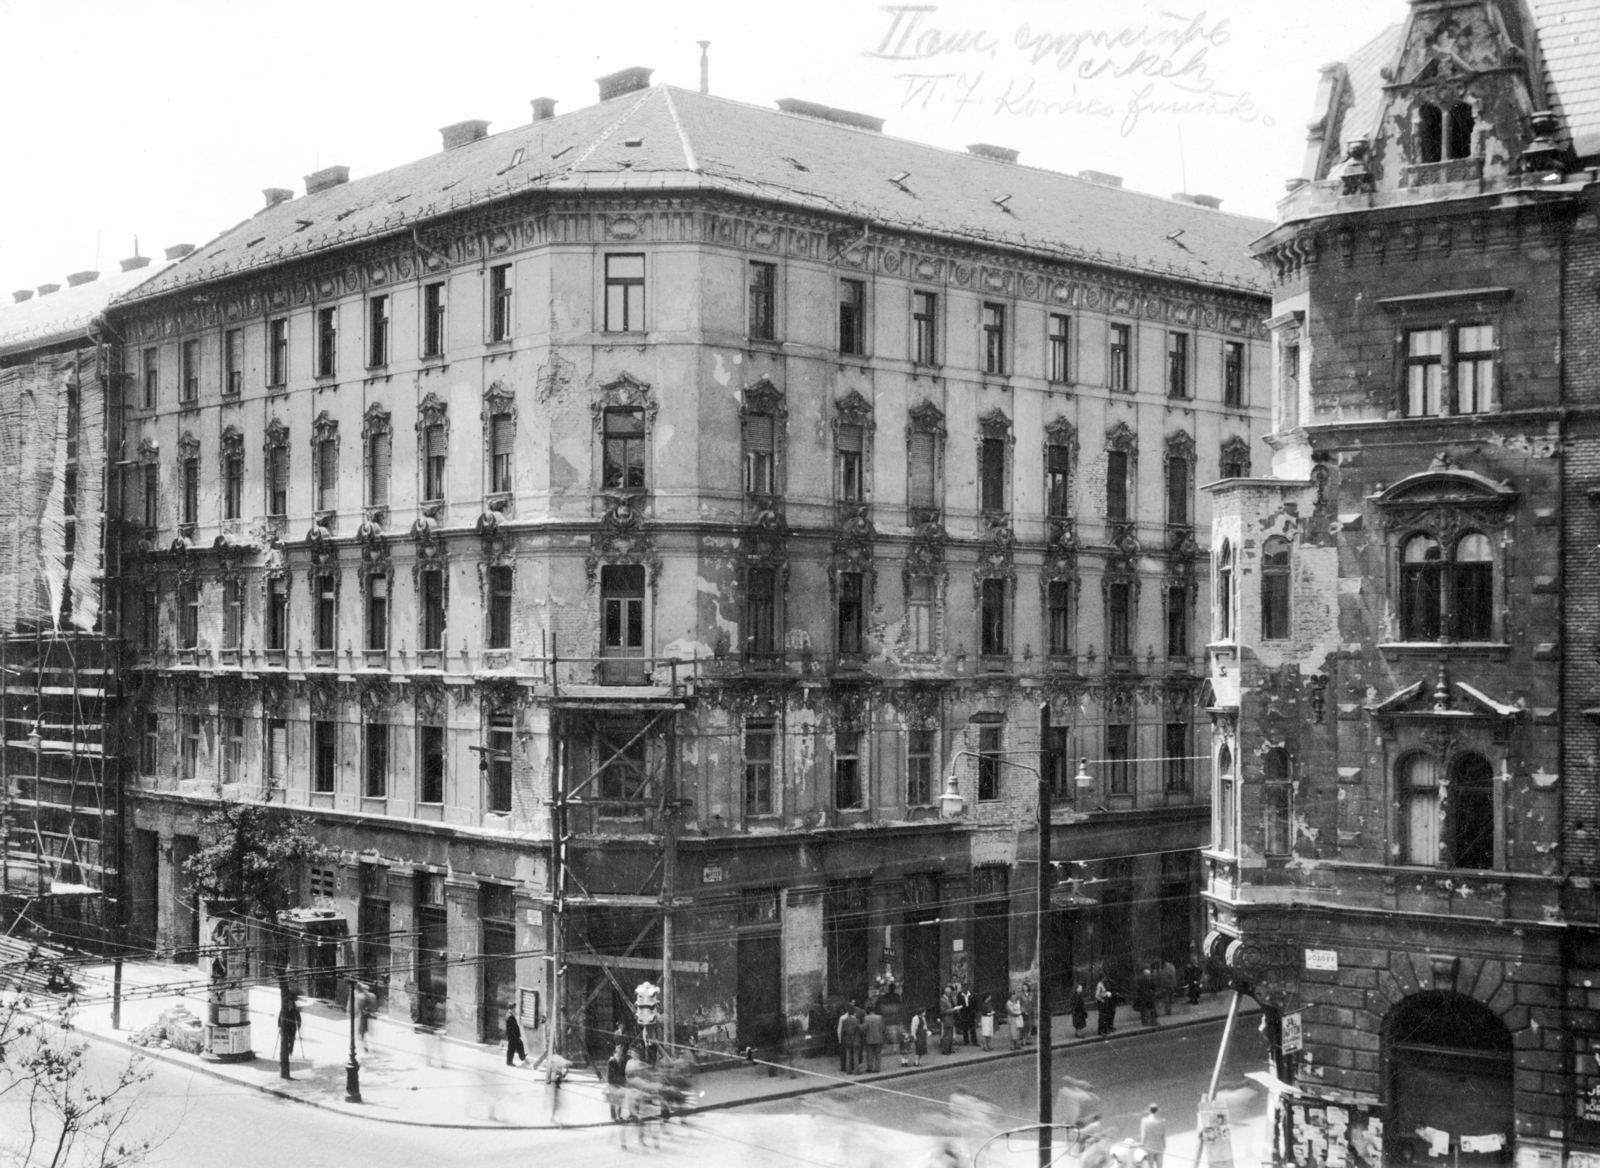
left=548, top=697, right=567, bottom=1063
left=660, top=713, right=678, bottom=1056
left=1036, top=701, right=1053, bottom=1168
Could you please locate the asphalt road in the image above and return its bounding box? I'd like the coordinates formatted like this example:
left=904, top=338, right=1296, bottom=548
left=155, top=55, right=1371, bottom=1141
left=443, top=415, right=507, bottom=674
left=0, top=1015, right=1269, bottom=1168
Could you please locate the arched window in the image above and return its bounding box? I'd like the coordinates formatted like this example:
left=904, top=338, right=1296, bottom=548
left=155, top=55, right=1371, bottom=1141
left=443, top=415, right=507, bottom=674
left=1399, top=535, right=1443, bottom=640
left=1260, top=536, right=1291, bottom=640
left=1417, top=103, right=1444, bottom=163
left=1216, top=746, right=1235, bottom=854
left=1451, top=533, right=1492, bottom=640
left=1446, top=102, right=1475, bottom=159
left=1399, top=753, right=1441, bottom=865
left=1216, top=541, right=1233, bottom=640
left=1450, top=753, right=1495, bottom=869
left=1384, top=993, right=1511, bottom=1164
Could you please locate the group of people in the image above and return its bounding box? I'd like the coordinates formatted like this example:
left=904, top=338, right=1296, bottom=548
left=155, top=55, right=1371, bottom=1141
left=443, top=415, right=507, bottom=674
left=1060, top=958, right=1205, bottom=1041
left=604, top=1042, right=694, bottom=1147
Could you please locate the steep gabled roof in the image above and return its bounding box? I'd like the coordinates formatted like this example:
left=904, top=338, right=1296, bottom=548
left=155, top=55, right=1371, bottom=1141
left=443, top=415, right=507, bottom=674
left=1531, top=0, right=1600, bottom=159
left=121, top=86, right=1272, bottom=306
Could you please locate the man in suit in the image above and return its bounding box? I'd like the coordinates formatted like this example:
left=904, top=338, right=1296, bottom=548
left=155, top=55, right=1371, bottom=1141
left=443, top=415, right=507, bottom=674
left=1140, top=1104, right=1168, bottom=1168
left=959, top=983, right=978, bottom=1046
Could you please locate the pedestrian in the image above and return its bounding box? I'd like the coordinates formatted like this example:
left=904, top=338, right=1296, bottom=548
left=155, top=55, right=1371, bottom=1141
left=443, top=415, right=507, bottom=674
left=842, top=1006, right=864, bottom=1074
left=356, top=982, right=377, bottom=1053
left=1184, top=957, right=1202, bottom=1005
left=837, top=1003, right=854, bottom=1073
left=1159, top=959, right=1177, bottom=1016
left=505, top=1004, right=527, bottom=1066
left=978, top=995, right=995, bottom=1050
left=938, top=988, right=956, bottom=1055
left=1006, top=991, right=1024, bottom=1050
left=1140, top=1103, right=1169, bottom=1168
left=1095, top=974, right=1116, bottom=1037
left=862, top=1003, right=885, bottom=1073
left=1020, top=982, right=1035, bottom=1045
left=606, top=1043, right=631, bottom=1134
left=911, top=1007, right=929, bottom=1066
left=276, top=990, right=300, bottom=1080
left=959, top=983, right=978, bottom=1046
left=1134, top=965, right=1158, bottom=1028
left=1070, top=985, right=1089, bottom=1038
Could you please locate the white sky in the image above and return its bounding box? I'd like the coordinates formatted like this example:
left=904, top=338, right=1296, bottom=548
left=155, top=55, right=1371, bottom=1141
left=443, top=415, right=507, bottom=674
left=0, top=0, right=1404, bottom=297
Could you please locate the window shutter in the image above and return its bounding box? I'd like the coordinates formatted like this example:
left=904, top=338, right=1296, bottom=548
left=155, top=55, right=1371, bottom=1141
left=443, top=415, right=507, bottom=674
left=272, top=447, right=289, bottom=494
left=747, top=413, right=774, bottom=453
left=369, top=435, right=391, bottom=505
left=319, top=440, right=336, bottom=491
left=492, top=414, right=514, bottom=458
left=270, top=722, right=288, bottom=782
left=909, top=431, right=935, bottom=505
left=838, top=424, right=863, bottom=453
left=426, top=425, right=445, bottom=459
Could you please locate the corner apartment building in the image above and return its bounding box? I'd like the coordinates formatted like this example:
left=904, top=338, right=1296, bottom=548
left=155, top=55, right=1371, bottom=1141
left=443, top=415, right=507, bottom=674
left=111, top=67, right=1272, bottom=1054
left=1205, top=2, right=1600, bottom=1165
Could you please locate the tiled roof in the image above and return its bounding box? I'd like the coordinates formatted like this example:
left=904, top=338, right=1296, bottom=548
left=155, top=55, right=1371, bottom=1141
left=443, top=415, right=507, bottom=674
left=1531, top=0, right=1600, bottom=159
left=0, top=261, right=171, bottom=358
left=121, top=86, right=1273, bottom=305
left=1329, top=24, right=1405, bottom=174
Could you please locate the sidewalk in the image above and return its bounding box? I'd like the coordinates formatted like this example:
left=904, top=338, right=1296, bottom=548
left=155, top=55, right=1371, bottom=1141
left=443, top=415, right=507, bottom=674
left=55, top=961, right=1249, bottom=1130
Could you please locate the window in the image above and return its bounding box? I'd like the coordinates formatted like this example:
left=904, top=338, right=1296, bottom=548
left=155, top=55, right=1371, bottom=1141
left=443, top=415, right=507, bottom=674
left=1109, top=324, right=1131, bottom=392
left=1167, top=332, right=1189, bottom=398
left=1047, top=580, right=1072, bottom=657
left=982, top=303, right=1006, bottom=374
left=419, top=725, right=445, bottom=804
left=489, top=413, right=514, bottom=494
left=313, top=721, right=337, bottom=793
left=1106, top=724, right=1131, bottom=795
left=1404, top=329, right=1443, bottom=417
left=422, top=424, right=447, bottom=501
left=908, top=429, right=938, bottom=510
left=748, top=262, right=775, bottom=340
left=913, top=291, right=937, bottom=365
left=1447, top=102, right=1474, bottom=159
left=744, top=720, right=774, bottom=815
left=181, top=456, right=199, bottom=526
left=602, top=408, right=645, bottom=491
left=838, top=279, right=865, bottom=355
left=980, top=578, right=1007, bottom=656
left=746, top=567, right=776, bottom=657
left=1165, top=452, right=1189, bottom=526
left=834, top=732, right=862, bottom=809
left=364, top=723, right=389, bottom=798
left=316, top=436, right=337, bottom=511
left=977, top=726, right=1002, bottom=801
left=1164, top=723, right=1190, bottom=792
left=1451, top=533, right=1493, bottom=640
left=596, top=722, right=647, bottom=803
left=1451, top=753, right=1494, bottom=869
left=423, top=282, right=446, bottom=357
left=181, top=340, right=199, bottom=403
left=181, top=714, right=201, bottom=781
left=224, top=329, right=243, bottom=395
left=1281, top=342, right=1300, bottom=429
left=1417, top=102, right=1475, bottom=164
left=1165, top=584, right=1188, bottom=658
left=222, top=580, right=243, bottom=650
left=267, top=719, right=287, bottom=789
left=142, top=464, right=159, bottom=529
left=1216, top=746, right=1235, bottom=852
left=1264, top=748, right=1291, bottom=856
left=744, top=411, right=775, bottom=495
left=488, top=566, right=513, bottom=649
left=266, top=577, right=287, bottom=651
left=1400, top=324, right=1498, bottom=417
left=1046, top=441, right=1071, bottom=517
left=1223, top=342, right=1244, bottom=407
left=907, top=728, right=935, bottom=806
left=142, top=347, right=159, bottom=408
left=1400, top=531, right=1493, bottom=641
left=140, top=713, right=159, bottom=775
left=604, top=254, right=644, bottom=332
left=1399, top=753, right=1440, bottom=865
left=1044, top=726, right=1069, bottom=800
left=601, top=564, right=645, bottom=653
left=1261, top=536, right=1291, bottom=640
left=367, top=429, right=390, bottom=506
left=138, top=586, right=158, bottom=651
left=366, top=574, right=388, bottom=651
left=1219, top=439, right=1250, bottom=481
left=836, top=424, right=864, bottom=502
left=908, top=577, right=935, bottom=654
left=1456, top=324, right=1493, bottom=414
left=979, top=436, right=1006, bottom=514
left=1106, top=449, right=1129, bottom=521
left=317, top=307, right=337, bottom=377
left=421, top=569, right=445, bottom=651
left=489, top=264, right=512, bottom=341
left=488, top=717, right=514, bottom=813
left=1107, top=580, right=1131, bottom=657
left=178, top=583, right=199, bottom=649
left=268, top=318, right=288, bottom=387
left=223, top=449, right=243, bottom=519
left=266, top=443, right=288, bottom=517
left=368, top=296, right=389, bottom=366
left=837, top=572, right=864, bottom=656
left=1048, top=314, right=1070, bottom=382
left=314, top=573, right=337, bottom=651
left=1418, top=103, right=1443, bottom=163
left=1216, top=541, right=1233, bottom=640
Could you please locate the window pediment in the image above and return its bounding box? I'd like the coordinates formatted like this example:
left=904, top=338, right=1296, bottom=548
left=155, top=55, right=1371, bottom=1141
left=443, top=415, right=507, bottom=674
left=1374, top=467, right=1516, bottom=532
left=1365, top=674, right=1521, bottom=720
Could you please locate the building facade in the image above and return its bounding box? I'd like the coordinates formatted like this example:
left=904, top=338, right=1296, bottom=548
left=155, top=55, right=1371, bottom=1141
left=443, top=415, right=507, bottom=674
left=112, top=71, right=1272, bottom=1054
left=1206, top=2, right=1600, bottom=1165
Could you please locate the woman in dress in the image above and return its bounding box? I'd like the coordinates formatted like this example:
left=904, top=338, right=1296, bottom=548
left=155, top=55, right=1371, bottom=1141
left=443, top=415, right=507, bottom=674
left=1070, top=984, right=1090, bottom=1038
left=978, top=995, right=995, bottom=1050
left=1006, top=992, right=1025, bottom=1050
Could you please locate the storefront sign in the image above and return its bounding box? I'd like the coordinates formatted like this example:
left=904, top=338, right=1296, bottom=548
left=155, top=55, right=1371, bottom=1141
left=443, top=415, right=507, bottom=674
left=1282, top=1011, right=1303, bottom=1053
left=1305, top=948, right=1338, bottom=971
left=702, top=865, right=724, bottom=884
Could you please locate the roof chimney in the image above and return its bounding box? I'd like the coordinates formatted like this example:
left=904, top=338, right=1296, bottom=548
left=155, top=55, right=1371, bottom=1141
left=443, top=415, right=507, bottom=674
left=164, top=244, right=196, bottom=260
left=304, top=165, right=351, bottom=195
left=530, top=97, right=558, bottom=122
left=967, top=143, right=1019, bottom=164
left=37, top=283, right=60, bottom=296
left=698, top=41, right=710, bottom=95
left=597, top=67, right=653, bottom=102
left=1077, top=169, right=1123, bottom=187
left=66, top=270, right=99, bottom=287
left=119, top=255, right=152, bottom=272
left=440, top=119, right=491, bottom=150
left=13, top=290, right=34, bottom=303
left=1171, top=193, right=1223, bottom=209
left=263, top=187, right=294, bottom=209
left=775, top=98, right=885, bottom=133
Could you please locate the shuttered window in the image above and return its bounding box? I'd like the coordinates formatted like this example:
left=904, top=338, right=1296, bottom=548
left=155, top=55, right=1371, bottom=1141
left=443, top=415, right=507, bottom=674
left=268, top=446, right=288, bottom=516
left=317, top=439, right=337, bottom=510
left=744, top=413, right=774, bottom=495
left=908, top=431, right=937, bottom=508
left=367, top=433, right=390, bottom=506
left=424, top=425, right=446, bottom=501
left=490, top=414, right=514, bottom=493
left=268, top=719, right=288, bottom=788
left=836, top=423, right=863, bottom=502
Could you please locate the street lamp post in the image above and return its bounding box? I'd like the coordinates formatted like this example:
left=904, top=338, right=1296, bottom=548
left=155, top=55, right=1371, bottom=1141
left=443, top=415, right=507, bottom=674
left=345, top=977, right=362, bottom=1103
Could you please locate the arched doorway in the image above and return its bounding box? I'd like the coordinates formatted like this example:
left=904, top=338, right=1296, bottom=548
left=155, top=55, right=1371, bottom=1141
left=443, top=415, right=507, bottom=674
left=1384, top=992, right=1512, bottom=1164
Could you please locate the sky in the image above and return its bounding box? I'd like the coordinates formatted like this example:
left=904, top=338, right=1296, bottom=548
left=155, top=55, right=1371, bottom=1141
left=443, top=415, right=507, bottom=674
left=0, top=0, right=1404, bottom=297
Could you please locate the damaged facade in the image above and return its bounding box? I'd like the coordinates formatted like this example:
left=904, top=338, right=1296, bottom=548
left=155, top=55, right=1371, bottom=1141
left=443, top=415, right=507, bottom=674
left=109, top=71, right=1272, bottom=1058
left=1208, top=1, right=1600, bottom=1165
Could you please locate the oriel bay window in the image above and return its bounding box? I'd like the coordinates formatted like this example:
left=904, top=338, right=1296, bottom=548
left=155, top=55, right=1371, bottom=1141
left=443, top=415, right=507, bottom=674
left=602, top=407, right=645, bottom=491
left=837, top=572, right=864, bottom=656
left=604, top=254, right=645, bottom=332
left=488, top=566, right=514, bottom=650
left=1399, top=531, right=1493, bottom=641
left=744, top=720, right=774, bottom=816
left=745, top=567, right=776, bottom=658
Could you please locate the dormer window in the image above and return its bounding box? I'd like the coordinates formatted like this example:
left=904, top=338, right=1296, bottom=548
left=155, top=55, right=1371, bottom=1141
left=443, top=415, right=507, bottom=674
left=1416, top=101, right=1475, bottom=163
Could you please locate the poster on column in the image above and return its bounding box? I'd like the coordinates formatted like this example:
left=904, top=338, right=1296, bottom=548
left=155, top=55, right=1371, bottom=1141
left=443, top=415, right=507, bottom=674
left=1198, top=1100, right=1235, bottom=1168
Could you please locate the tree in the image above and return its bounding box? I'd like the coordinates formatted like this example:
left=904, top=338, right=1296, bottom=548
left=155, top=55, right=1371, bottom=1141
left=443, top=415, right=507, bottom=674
left=182, top=800, right=329, bottom=923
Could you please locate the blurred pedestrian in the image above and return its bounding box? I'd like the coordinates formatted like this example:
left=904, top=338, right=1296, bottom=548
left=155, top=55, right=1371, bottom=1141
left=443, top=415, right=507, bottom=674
left=1159, top=959, right=1177, bottom=1016
left=1020, top=982, right=1035, bottom=1045
left=1184, top=957, right=1202, bottom=1005
left=356, top=982, right=377, bottom=1053
left=1095, top=974, right=1116, bottom=1036
left=1141, top=1103, right=1168, bottom=1168
left=276, top=990, right=300, bottom=1080
left=505, top=1005, right=527, bottom=1066
left=837, top=1004, right=854, bottom=1073
left=911, top=1007, right=929, bottom=1065
left=1134, top=966, right=1158, bottom=1028
left=1006, top=991, right=1024, bottom=1050
left=606, top=1043, right=631, bottom=1132
left=1071, top=985, right=1089, bottom=1038
left=863, top=1003, right=885, bottom=1073
left=938, top=987, right=956, bottom=1055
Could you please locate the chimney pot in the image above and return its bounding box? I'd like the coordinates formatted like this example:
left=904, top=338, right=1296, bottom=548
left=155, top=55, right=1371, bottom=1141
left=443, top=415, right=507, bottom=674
left=775, top=98, right=884, bottom=133
left=1077, top=169, right=1123, bottom=187
left=440, top=119, right=491, bottom=150
left=66, top=270, right=99, bottom=287
left=530, top=97, right=558, bottom=122
left=37, top=283, right=61, bottom=296
left=1172, top=193, right=1223, bottom=209
left=263, top=187, right=294, bottom=209
left=164, top=244, right=196, bottom=260
left=13, top=290, right=34, bottom=303
left=119, top=255, right=152, bottom=272
left=304, top=166, right=351, bottom=195
left=966, top=143, right=1019, bottom=164
left=596, top=66, right=653, bottom=102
